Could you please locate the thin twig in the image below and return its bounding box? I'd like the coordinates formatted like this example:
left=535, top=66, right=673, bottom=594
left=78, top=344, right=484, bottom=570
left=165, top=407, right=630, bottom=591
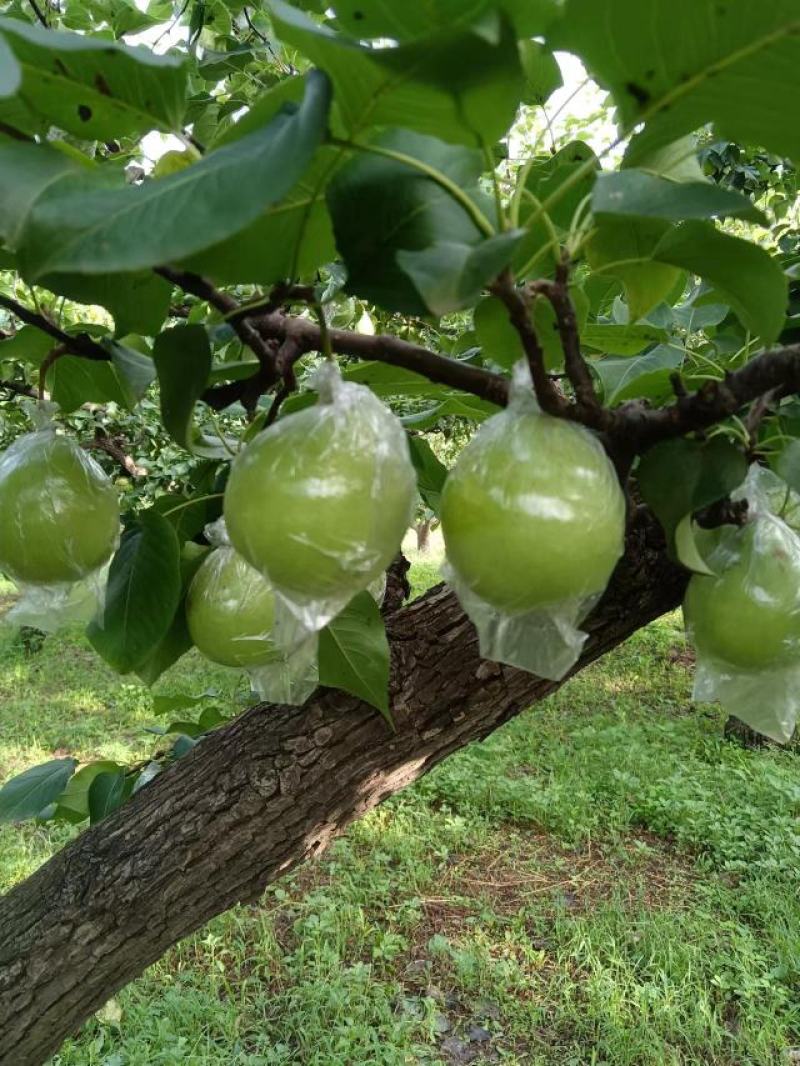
left=490, top=270, right=566, bottom=415
left=0, top=294, right=110, bottom=362
left=530, top=260, right=601, bottom=412
left=28, top=0, right=48, bottom=26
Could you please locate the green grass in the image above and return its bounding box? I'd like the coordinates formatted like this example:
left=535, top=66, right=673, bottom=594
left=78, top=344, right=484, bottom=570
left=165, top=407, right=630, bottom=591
left=1, top=557, right=799, bottom=1065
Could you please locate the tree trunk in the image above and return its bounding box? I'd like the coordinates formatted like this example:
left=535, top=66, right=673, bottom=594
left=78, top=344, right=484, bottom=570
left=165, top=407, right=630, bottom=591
left=0, top=513, right=686, bottom=1065
left=415, top=518, right=434, bottom=553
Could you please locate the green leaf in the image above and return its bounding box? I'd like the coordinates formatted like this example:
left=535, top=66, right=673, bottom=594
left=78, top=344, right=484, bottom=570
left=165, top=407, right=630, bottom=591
left=330, top=0, right=560, bottom=39
left=592, top=171, right=767, bottom=225
left=674, top=513, right=715, bottom=577
left=271, top=1, right=525, bottom=147
left=183, top=147, right=338, bottom=285
left=17, top=71, right=332, bottom=278
left=329, top=0, right=488, bottom=39
left=327, top=129, right=495, bottom=316
left=319, top=591, right=391, bottom=719
left=153, top=325, right=231, bottom=458
left=0, top=34, right=20, bottom=97
left=39, top=271, right=171, bottom=337
left=408, top=436, right=448, bottom=515
left=586, top=216, right=683, bottom=322
left=0, top=757, right=77, bottom=823
left=776, top=439, right=800, bottom=496
left=637, top=436, right=748, bottom=558
left=0, top=16, right=187, bottom=139
left=513, top=140, right=599, bottom=279
left=88, top=510, right=182, bottom=674
left=553, top=0, right=800, bottom=163
left=151, top=690, right=217, bottom=717
left=87, top=770, right=129, bottom=824
left=135, top=541, right=211, bottom=686
left=593, top=344, right=684, bottom=406
left=519, top=40, right=562, bottom=106
left=0, top=141, right=86, bottom=249
left=340, top=361, right=446, bottom=397
left=108, top=341, right=156, bottom=407
left=623, top=135, right=706, bottom=183
left=57, top=760, right=121, bottom=819
left=474, top=295, right=525, bottom=370
left=397, top=230, right=522, bottom=317
left=582, top=323, right=668, bottom=356
left=653, top=221, right=788, bottom=343
left=0, top=325, right=53, bottom=365
left=49, top=355, right=128, bottom=413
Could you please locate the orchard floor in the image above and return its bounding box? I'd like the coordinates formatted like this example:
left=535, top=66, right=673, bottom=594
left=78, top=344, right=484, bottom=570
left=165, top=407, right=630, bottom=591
left=1, top=550, right=800, bottom=1066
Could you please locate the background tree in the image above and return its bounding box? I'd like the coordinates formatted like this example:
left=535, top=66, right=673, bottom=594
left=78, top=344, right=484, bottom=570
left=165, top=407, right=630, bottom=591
left=0, top=0, right=799, bottom=1061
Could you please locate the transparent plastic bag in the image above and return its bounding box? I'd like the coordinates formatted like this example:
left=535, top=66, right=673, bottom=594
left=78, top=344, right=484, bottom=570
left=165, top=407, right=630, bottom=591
left=441, top=362, right=626, bottom=681
left=186, top=519, right=318, bottom=705
left=0, top=420, right=119, bottom=631
left=685, top=466, right=800, bottom=742
left=224, top=362, right=417, bottom=651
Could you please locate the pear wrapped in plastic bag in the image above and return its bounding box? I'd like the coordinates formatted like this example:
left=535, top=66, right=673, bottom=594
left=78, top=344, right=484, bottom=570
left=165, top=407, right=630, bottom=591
left=186, top=520, right=318, bottom=705
left=685, top=466, right=800, bottom=743
left=0, top=426, right=119, bottom=630
left=441, top=362, right=626, bottom=680
left=224, top=362, right=416, bottom=649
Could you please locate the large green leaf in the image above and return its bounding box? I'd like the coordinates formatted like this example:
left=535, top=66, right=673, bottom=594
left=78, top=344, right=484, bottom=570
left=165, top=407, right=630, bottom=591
left=593, top=344, right=684, bottom=406
left=17, top=70, right=332, bottom=278
left=318, top=591, right=391, bottom=719
left=0, top=141, right=86, bottom=248
left=327, top=129, right=497, bottom=316
left=330, top=0, right=561, bottom=38
left=136, top=543, right=210, bottom=686
left=57, top=760, right=122, bottom=819
left=88, top=770, right=130, bottom=824
left=592, top=171, right=767, bottom=225
left=653, top=221, right=788, bottom=343
left=271, top=1, right=525, bottom=147
left=340, top=361, right=447, bottom=397
left=408, top=436, right=448, bottom=515
left=582, top=323, right=668, bottom=356
left=184, top=148, right=338, bottom=285
left=474, top=295, right=525, bottom=370
left=153, top=325, right=232, bottom=458
left=39, top=271, right=171, bottom=337
left=0, top=16, right=187, bottom=139
left=519, top=40, right=562, bottom=106
left=513, top=140, right=599, bottom=279
left=88, top=510, right=182, bottom=675
left=50, top=355, right=128, bottom=413
left=553, top=0, right=800, bottom=163
left=637, top=437, right=748, bottom=563
left=397, top=230, right=522, bottom=317
left=586, top=216, right=683, bottom=322
left=0, top=34, right=20, bottom=97
left=0, top=758, right=77, bottom=823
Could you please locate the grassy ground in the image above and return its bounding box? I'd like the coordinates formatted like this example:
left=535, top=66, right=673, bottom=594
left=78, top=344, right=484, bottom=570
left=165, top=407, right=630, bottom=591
left=1, top=553, right=799, bottom=1066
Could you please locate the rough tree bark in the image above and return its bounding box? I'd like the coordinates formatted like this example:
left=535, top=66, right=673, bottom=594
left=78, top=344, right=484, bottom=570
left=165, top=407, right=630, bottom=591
left=0, top=513, right=687, bottom=1066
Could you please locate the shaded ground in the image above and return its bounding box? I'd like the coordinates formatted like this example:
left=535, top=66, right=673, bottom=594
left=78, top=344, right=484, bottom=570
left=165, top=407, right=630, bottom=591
left=0, top=564, right=799, bottom=1065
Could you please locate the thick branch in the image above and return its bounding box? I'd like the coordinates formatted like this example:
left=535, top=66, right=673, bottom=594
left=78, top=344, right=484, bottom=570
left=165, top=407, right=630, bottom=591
left=0, top=510, right=685, bottom=1065
left=613, top=345, right=800, bottom=449
left=162, top=267, right=509, bottom=409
